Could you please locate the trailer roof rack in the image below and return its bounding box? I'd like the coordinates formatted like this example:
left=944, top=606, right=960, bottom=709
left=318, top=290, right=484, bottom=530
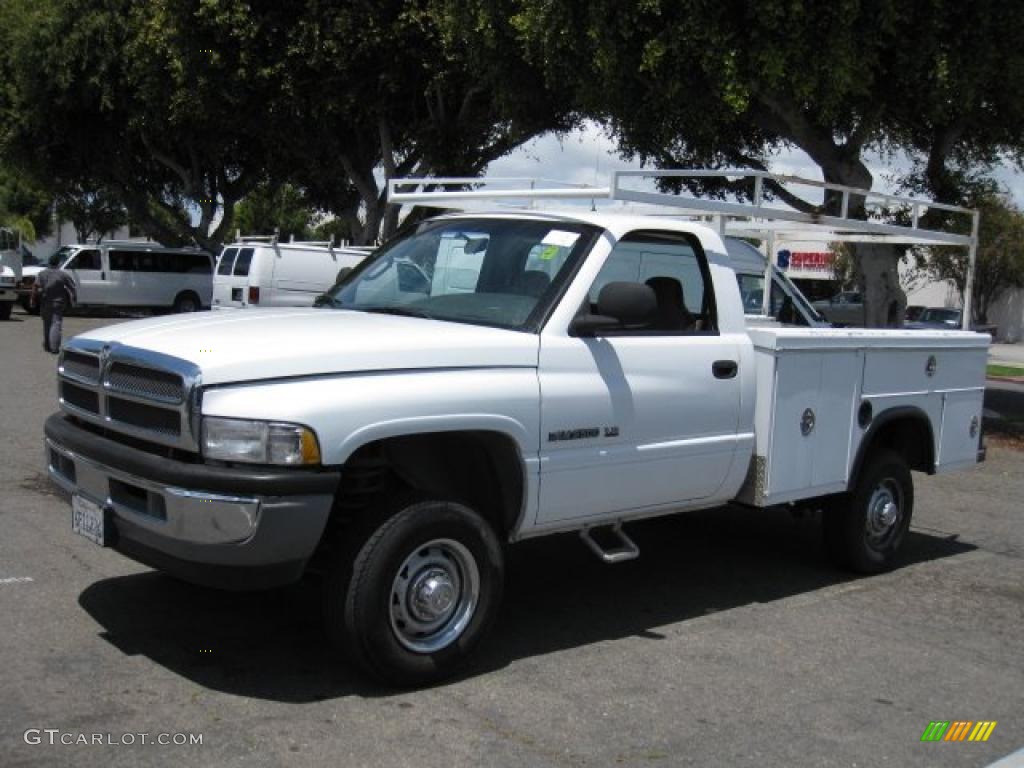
left=387, top=169, right=980, bottom=329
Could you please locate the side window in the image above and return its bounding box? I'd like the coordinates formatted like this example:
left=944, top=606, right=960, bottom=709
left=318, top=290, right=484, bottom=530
left=108, top=251, right=135, bottom=271
left=217, top=247, right=238, bottom=275
left=132, top=251, right=161, bottom=272
left=232, top=247, right=255, bottom=276
left=186, top=253, right=212, bottom=273
left=587, top=232, right=715, bottom=333
left=68, top=249, right=101, bottom=270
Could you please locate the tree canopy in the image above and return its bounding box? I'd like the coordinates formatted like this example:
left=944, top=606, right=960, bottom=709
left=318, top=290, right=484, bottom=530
left=500, top=0, right=1024, bottom=324
left=1, top=0, right=1021, bottom=312
left=914, top=190, right=1024, bottom=325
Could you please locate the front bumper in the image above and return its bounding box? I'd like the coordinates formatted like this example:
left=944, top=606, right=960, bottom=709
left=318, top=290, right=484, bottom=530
left=44, top=413, right=341, bottom=590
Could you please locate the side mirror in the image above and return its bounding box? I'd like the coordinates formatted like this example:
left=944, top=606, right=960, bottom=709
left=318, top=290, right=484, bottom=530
left=570, top=281, right=657, bottom=337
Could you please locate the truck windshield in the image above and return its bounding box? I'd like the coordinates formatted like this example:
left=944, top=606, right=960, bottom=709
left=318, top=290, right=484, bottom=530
left=324, top=218, right=598, bottom=331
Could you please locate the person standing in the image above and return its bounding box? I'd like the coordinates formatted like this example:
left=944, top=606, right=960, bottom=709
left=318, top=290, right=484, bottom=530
left=32, top=253, right=77, bottom=354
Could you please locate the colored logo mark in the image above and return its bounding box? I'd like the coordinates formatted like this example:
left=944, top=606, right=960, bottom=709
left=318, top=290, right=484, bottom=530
left=920, top=721, right=997, bottom=742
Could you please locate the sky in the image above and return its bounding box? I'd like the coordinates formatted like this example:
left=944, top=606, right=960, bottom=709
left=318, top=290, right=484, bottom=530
left=489, top=121, right=1024, bottom=207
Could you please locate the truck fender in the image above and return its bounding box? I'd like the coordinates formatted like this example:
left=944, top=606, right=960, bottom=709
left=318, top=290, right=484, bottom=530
left=848, top=405, right=935, bottom=491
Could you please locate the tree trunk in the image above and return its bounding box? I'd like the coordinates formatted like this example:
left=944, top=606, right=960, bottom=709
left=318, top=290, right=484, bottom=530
left=853, top=243, right=906, bottom=327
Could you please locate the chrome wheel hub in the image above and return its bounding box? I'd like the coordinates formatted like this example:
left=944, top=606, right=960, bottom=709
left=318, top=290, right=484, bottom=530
left=866, top=479, right=903, bottom=544
left=390, top=538, right=480, bottom=654
left=409, top=568, right=457, bottom=623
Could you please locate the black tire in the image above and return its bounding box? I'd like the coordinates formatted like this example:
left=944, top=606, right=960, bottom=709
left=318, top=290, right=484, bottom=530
left=325, top=497, right=504, bottom=687
left=824, top=449, right=913, bottom=574
left=173, top=292, right=201, bottom=313
left=0, top=301, right=11, bottom=320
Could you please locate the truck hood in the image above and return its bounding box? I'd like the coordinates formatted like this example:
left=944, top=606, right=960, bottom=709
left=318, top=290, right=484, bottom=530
left=73, top=308, right=539, bottom=385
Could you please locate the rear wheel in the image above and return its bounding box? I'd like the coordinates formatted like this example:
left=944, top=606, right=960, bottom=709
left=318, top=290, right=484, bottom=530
left=325, top=497, right=504, bottom=686
left=824, top=449, right=913, bottom=573
left=173, top=291, right=200, bottom=313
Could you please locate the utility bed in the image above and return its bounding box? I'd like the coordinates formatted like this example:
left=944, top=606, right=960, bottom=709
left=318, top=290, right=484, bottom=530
left=738, top=327, right=989, bottom=507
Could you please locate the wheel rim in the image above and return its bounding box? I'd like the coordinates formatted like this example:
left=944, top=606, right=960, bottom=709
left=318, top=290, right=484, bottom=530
left=178, top=297, right=197, bottom=312
left=389, top=538, right=480, bottom=653
left=865, top=478, right=904, bottom=549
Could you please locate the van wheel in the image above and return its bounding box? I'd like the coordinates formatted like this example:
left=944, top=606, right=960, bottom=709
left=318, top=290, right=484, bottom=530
left=0, top=302, right=11, bottom=320
left=325, top=497, right=504, bottom=687
left=823, top=449, right=913, bottom=574
left=173, top=292, right=200, bottom=313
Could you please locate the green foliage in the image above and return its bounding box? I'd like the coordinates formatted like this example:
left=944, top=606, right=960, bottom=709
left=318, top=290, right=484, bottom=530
left=55, top=184, right=128, bottom=242
left=234, top=184, right=316, bottom=242
left=0, top=166, right=52, bottom=240
left=0, top=0, right=570, bottom=248
left=915, top=191, right=1024, bottom=324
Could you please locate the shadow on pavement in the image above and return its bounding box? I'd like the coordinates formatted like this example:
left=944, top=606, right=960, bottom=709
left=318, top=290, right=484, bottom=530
left=77, top=504, right=974, bottom=701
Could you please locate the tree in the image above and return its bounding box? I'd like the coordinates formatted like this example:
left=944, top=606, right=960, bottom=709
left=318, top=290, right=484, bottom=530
left=55, top=185, right=128, bottom=243
left=0, top=166, right=52, bottom=241
left=914, top=190, right=1024, bottom=325
left=279, top=0, right=577, bottom=244
left=501, top=0, right=1024, bottom=325
left=234, top=183, right=317, bottom=242
left=0, top=0, right=297, bottom=250
left=1, top=0, right=574, bottom=249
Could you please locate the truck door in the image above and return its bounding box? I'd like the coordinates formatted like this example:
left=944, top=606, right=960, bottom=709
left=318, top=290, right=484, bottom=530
left=536, top=231, right=742, bottom=525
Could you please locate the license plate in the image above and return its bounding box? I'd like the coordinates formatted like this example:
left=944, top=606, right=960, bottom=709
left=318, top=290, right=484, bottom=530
left=72, top=494, right=106, bottom=546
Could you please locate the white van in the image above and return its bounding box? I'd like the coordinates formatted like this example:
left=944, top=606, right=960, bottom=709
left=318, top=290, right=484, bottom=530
left=45, top=242, right=213, bottom=312
left=212, top=238, right=370, bottom=309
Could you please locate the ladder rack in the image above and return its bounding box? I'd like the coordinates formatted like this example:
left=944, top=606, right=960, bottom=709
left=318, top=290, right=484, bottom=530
left=387, top=170, right=980, bottom=329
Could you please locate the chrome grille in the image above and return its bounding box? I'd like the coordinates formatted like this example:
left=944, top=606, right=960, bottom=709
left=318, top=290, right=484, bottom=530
left=60, top=351, right=101, bottom=384
left=56, top=342, right=199, bottom=451
left=105, top=362, right=184, bottom=403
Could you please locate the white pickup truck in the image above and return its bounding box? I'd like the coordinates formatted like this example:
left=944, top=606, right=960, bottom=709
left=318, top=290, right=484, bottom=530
left=45, top=177, right=988, bottom=685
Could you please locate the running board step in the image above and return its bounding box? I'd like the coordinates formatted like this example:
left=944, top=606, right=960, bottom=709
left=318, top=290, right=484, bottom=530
left=579, top=523, right=639, bottom=564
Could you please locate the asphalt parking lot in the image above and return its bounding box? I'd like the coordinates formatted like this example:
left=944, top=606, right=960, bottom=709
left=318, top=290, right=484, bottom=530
left=1, top=306, right=1022, bottom=768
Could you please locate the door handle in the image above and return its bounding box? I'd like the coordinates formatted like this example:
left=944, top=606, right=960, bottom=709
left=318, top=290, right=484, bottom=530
left=712, top=360, right=738, bottom=379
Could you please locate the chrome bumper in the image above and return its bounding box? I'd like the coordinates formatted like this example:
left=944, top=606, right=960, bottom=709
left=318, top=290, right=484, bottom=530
left=47, top=438, right=261, bottom=545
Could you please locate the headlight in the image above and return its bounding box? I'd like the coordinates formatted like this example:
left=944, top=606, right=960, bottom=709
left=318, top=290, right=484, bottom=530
left=201, top=417, right=321, bottom=466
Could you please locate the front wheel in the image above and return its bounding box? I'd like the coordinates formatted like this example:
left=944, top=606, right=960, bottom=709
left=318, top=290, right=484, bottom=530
left=0, top=301, right=12, bottom=320
left=824, top=449, right=914, bottom=573
left=325, top=498, right=504, bottom=686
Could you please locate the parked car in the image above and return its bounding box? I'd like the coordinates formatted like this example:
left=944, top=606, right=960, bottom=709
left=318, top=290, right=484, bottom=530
left=47, top=204, right=988, bottom=686
left=812, top=290, right=864, bottom=326
left=213, top=238, right=370, bottom=309
left=905, top=307, right=996, bottom=337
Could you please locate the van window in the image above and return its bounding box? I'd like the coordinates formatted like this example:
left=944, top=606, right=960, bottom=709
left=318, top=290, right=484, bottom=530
left=183, top=253, right=212, bottom=273
left=232, top=247, right=255, bottom=276
left=109, top=251, right=137, bottom=271
left=67, top=249, right=101, bottom=270
left=217, top=248, right=239, bottom=275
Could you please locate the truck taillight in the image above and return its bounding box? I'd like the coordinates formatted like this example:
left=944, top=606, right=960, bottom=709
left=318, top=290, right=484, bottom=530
left=248, top=286, right=260, bottom=304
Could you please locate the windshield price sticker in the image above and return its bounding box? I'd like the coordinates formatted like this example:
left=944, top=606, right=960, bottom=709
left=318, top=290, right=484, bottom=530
left=541, top=230, right=580, bottom=248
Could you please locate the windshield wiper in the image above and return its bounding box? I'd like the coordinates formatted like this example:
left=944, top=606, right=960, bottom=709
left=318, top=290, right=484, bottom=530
left=358, top=305, right=435, bottom=320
